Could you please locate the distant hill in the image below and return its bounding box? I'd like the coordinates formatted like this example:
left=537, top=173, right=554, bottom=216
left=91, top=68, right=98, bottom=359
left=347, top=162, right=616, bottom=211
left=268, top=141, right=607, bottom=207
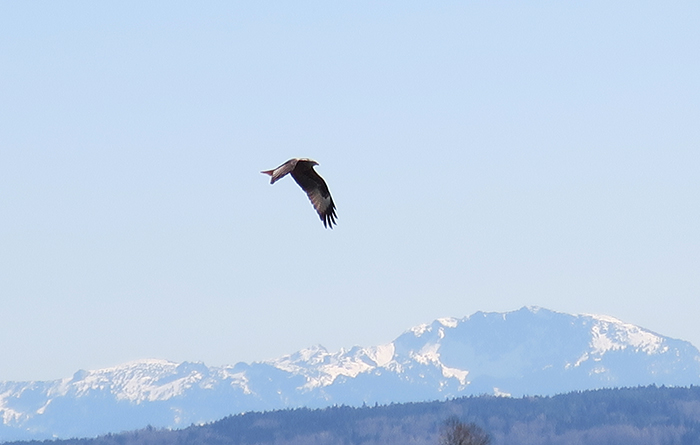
left=1, top=307, right=699, bottom=441
left=5, top=386, right=700, bottom=445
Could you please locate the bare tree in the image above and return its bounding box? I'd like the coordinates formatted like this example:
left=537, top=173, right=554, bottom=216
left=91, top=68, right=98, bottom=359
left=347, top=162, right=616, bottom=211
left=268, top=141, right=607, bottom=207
left=439, top=416, right=491, bottom=445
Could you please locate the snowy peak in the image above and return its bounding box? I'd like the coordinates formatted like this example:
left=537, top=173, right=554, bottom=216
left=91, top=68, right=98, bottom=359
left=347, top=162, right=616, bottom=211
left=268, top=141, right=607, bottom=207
left=267, top=345, right=375, bottom=390
left=267, top=342, right=400, bottom=390
left=265, top=307, right=693, bottom=399
left=584, top=313, right=666, bottom=355
left=364, top=343, right=396, bottom=367
left=56, top=359, right=212, bottom=403
left=380, top=307, right=692, bottom=395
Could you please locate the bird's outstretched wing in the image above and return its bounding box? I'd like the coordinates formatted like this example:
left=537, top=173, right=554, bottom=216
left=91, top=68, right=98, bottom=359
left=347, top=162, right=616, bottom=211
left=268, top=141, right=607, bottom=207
left=292, top=167, right=337, bottom=229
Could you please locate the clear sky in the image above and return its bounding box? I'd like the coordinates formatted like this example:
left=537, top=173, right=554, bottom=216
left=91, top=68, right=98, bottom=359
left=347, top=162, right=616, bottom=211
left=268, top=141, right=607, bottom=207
left=1, top=1, right=698, bottom=382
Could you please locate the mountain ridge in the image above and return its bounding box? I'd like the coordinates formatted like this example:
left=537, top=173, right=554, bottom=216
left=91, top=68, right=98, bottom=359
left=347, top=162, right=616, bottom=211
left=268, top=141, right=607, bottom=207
left=1, top=306, right=699, bottom=441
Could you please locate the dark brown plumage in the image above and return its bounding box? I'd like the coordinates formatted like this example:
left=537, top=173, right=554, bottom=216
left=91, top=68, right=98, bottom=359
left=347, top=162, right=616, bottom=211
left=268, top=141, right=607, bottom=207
left=261, top=158, right=337, bottom=228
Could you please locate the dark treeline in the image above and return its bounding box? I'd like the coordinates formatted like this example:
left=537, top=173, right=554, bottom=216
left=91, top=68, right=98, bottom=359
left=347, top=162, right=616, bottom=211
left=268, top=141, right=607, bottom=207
left=6, top=385, right=700, bottom=445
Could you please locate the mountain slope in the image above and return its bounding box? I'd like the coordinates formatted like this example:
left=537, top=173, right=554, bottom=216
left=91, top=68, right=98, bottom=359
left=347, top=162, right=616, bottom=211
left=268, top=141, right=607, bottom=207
left=1, top=307, right=699, bottom=441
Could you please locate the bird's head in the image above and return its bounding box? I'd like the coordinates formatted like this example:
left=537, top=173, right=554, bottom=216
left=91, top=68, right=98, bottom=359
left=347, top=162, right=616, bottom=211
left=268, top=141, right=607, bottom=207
left=300, top=158, right=318, bottom=166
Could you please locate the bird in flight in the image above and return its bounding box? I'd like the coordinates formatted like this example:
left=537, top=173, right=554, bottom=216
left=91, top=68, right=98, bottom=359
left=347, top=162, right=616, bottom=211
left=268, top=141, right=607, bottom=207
left=261, top=158, right=337, bottom=228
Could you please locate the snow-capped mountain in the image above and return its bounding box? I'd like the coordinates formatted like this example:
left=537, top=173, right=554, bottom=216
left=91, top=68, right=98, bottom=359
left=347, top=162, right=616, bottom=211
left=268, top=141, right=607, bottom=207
left=1, top=307, right=699, bottom=441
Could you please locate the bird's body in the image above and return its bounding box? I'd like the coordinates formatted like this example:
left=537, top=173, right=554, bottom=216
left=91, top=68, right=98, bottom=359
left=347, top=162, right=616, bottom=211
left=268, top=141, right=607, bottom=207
left=261, top=158, right=337, bottom=228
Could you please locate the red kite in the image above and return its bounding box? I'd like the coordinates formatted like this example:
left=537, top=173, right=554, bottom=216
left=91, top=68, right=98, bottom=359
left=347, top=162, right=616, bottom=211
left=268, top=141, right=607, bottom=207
left=262, top=158, right=337, bottom=228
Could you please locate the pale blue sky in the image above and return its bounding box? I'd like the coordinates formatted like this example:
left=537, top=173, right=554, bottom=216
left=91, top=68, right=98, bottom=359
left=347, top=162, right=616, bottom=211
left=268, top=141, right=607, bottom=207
left=1, top=1, right=698, bottom=381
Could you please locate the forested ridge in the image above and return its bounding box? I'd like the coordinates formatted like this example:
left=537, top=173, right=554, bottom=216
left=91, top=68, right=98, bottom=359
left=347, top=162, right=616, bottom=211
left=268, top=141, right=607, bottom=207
left=7, top=385, right=700, bottom=445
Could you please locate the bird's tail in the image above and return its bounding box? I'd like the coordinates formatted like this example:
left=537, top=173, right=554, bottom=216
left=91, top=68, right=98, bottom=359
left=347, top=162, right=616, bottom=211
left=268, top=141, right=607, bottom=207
left=261, top=169, right=275, bottom=183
